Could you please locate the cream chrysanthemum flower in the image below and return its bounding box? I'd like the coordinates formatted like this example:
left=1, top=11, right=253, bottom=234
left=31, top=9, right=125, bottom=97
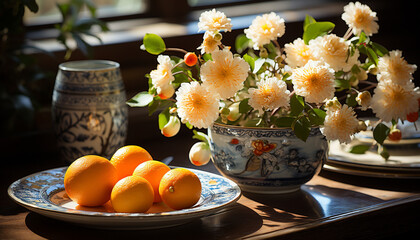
left=197, top=31, right=221, bottom=54
left=244, top=12, right=285, bottom=50
left=371, top=80, right=419, bottom=122
left=248, top=77, right=290, bottom=114
left=150, top=55, right=174, bottom=91
left=175, top=82, right=220, bottom=129
left=200, top=49, right=249, bottom=99
left=309, top=34, right=359, bottom=72
left=284, top=38, right=315, bottom=68
left=342, top=1, right=379, bottom=36
left=377, top=50, right=417, bottom=85
left=198, top=9, right=232, bottom=33
left=291, top=60, right=335, bottom=104
left=323, top=104, right=359, bottom=144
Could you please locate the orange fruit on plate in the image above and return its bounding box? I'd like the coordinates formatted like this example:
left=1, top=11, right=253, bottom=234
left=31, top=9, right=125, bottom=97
left=110, top=175, right=154, bottom=213
left=64, top=155, right=118, bottom=207
left=133, top=160, right=171, bottom=203
left=159, top=168, right=202, bottom=210
left=110, top=145, right=153, bottom=180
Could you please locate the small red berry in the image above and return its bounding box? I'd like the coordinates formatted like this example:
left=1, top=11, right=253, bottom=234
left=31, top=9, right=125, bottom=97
left=388, top=129, right=402, bottom=142
left=407, top=111, right=419, bottom=123
left=184, top=52, right=198, bottom=67
left=230, top=138, right=239, bottom=145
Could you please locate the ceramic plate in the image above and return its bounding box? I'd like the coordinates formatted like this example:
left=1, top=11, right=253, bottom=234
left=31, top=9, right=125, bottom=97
left=325, top=140, right=420, bottom=179
left=8, top=167, right=241, bottom=230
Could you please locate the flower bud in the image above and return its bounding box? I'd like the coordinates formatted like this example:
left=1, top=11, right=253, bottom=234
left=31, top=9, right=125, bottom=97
left=227, top=102, right=241, bottom=122
left=356, top=91, right=371, bottom=111
left=325, top=97, right=341, bottom=111
left=388, top=129, right=402, bottom=142
left=161, top=115, right=181, bottom=137
left=157, top=84, right=175, bottom=100
left=214, top=32, right=223, bottom=41
left=259, top=47, right=268, bottom=58
left=368, top=65, right=378, bottom=75
left=189, top=142, right=211, bottom=166
left=357, top=69, right=368, bottom=81
left=357, top=120, right=368, bottom=132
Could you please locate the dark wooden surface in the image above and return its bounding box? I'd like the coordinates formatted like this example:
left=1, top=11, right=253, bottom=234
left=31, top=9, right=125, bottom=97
left=1, top=136, right=419, bottom=240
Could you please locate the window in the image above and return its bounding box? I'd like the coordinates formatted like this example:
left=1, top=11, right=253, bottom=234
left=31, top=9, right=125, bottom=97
left=24, top=0, right=149, bottom=26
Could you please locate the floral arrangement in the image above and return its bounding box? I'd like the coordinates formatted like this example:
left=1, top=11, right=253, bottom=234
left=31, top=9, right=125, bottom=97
left=128, top=2, right=419, bottom=165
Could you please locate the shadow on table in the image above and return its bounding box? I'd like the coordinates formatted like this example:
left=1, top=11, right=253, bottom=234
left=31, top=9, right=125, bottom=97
left=25, top=203, right=262, bottom=240
left=243, top=183, right=385, bottom=223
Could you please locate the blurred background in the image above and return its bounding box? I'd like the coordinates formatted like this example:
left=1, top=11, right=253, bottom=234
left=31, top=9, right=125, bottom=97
left=0, top=0, right=418, bottom=163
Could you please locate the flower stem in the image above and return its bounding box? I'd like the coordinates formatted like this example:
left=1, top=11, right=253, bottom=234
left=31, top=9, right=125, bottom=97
left=166, top=47, right=188, bottom=54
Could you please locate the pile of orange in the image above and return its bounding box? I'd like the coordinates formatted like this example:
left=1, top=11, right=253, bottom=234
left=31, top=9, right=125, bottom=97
left=63, top=145, right=202, bottom=213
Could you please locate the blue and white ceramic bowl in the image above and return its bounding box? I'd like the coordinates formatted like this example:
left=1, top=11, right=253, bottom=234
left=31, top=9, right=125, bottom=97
left=52, top=60, right=128, bottom=163
left=208, top=123, right=328, bottom=194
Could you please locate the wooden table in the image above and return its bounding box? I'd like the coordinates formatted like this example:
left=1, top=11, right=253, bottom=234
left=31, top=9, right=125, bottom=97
left=1, top=137, right=419, bottom=239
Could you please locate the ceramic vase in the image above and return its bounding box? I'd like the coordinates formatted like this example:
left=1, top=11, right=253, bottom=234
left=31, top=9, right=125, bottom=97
left=208, top=123, right=328, bottom=194
left=52, top=60, right=128, bottom=163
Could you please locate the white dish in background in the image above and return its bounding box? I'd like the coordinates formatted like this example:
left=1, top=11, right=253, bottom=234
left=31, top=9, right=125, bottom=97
left=8, top=167, right=241, bottom=230
left=325, top=140, right=420, bottom=178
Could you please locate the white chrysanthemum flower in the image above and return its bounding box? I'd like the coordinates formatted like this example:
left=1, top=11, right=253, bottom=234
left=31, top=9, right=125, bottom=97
left=284, top=38, right=315, bottom=68
left=291, top=60, right=335, bottom=104
left=200, top=49, right=249, bottom=99
left=197, top=31, right=221, bottom=54
left=342, top=1, right=379, bottom=36
left=323, top=104, right=359, bottom=144
left=377, top=50, right=417, bottom=85
left=150, top=55, right=174, bottom=90
left=248, top=77, right=290, bottom=114
left=176, top=82, right=220, bottom=129
left=371, top=80, right=419, bottom=122
left=198, top=9, right=232, bottom=33
left=244, top=12, right=285, bottom=50
left=309, top=34, right=359, bottom=72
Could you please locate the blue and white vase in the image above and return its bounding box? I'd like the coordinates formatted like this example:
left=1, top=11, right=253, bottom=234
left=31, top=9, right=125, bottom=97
left=208, top=123, right=328, bottom=194
left=52, top=60, right=128, bottom=163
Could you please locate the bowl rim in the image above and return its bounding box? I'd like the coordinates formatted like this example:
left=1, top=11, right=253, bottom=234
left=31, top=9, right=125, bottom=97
left=211, top=122, right=320, bottom=131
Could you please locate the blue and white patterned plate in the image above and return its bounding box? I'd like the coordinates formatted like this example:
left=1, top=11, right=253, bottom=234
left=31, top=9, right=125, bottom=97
left=8, top=167, right=241, bottom=230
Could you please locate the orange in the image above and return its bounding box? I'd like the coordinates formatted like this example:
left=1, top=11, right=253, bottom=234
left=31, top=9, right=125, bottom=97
left=64, top=155, right=118, bottom=207
left=110, top=145, right=153, bottom=180
left=110, top=175, right=154, bottom=213
left=159, top=168, right=202, bottom=210
left=133, top=160, right=171, bottom=202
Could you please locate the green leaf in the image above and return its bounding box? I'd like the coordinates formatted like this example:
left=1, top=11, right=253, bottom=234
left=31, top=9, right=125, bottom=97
left=335, top=79, right=351, bottom=90
left=126, top=91, right=154, bottom=107
left=290, top=94, right=304, bottom=116
left=243, top=54, right=255, bottom=71
left=235, top=34, right=250, bottom=53
left=348, top=144, right=371, bottom=154
left=23, top=0, right=39, bottom=13
left=158, top=108, right=170, bottom=130
left=239, top=98, right=252, bottom=113
left=373, top=123, right=390, bottom=145
left=308, top=109, right=326, bottom=126
left=293, top=117, right=311, bottom=142
left=366, top=47, right=378, bottom=66
left=202, top=53, right=212, bottom=61
left=346, top=93, right=358, bottom=107
left=192, top=130, right=209, bottom=145
left=303, top=21, right=335, bottom=44
left=303, top=15, right=316, bottom=31
left=371, top=42, right=388, bottom=57
left=275, top=117, right=295, bottom=127
left=143, top=33, right=166, bottom=55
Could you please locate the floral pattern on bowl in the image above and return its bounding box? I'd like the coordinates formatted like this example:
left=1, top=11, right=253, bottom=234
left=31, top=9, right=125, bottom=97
left=208, top=124, right=328, bottom=193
